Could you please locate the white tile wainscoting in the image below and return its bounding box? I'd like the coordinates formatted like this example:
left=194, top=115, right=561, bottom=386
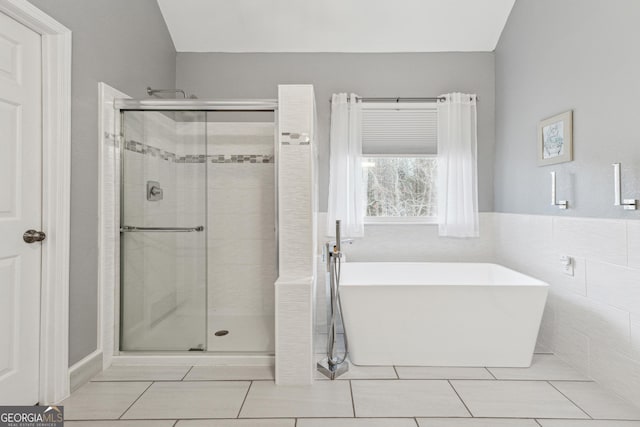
left=494, top=212, right=640, bottom=407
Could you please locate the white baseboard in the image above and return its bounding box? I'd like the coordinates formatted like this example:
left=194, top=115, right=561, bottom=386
left=69, top=350, right=103, bottom=392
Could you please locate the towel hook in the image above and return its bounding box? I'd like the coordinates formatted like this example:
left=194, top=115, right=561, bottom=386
left=612, top=163, right=637, bottom=210
left=550, top=171, right=568, bottom=209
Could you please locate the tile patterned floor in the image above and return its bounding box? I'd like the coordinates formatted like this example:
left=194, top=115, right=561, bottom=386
left=61, top=354, right=640, bottom=427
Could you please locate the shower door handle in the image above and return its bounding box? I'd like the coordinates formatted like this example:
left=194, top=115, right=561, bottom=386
left=120, top=225, right=204, bottom=232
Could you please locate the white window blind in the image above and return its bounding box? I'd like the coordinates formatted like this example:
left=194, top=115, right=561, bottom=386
left=361, top=102, right=437, bottom=155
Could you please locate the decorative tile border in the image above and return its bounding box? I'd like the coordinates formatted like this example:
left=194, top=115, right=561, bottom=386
left=123, top=139, right=177, bottom=161
left=176, top=154, right=206, bottom=164
left=121, top=137, right=273, bottom=164
left=208, top=154, right=273, bottom=164
left=280, top=131, right=311, bottom=145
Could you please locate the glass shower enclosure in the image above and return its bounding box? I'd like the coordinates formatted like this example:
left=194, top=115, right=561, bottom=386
left=117, top=100, right=277, bottom=354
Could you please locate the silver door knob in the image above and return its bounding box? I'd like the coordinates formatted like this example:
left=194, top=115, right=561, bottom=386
left=23, top=229, right=46, bottom=243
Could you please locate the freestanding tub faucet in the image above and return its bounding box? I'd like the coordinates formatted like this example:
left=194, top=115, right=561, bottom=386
left=317, top=220, right=351, bottom=380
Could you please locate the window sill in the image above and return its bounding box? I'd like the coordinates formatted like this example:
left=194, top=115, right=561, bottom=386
left=364, top=217, right=439, bottom=225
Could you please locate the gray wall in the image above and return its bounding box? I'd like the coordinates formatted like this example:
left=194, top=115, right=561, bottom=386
left=27, top=0, right=176, bottom=365
left=494, top=0, right=640, bottom=218
left=176, top=53, right=496, bottom=212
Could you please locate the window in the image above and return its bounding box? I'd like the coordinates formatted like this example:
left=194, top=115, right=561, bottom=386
left=364, top=156, right=437, bottom=222
left=361, top=103, right=438, bottom=224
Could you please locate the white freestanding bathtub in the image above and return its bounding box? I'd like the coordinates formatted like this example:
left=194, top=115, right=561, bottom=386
left=339, top=262, right=549, bottom=367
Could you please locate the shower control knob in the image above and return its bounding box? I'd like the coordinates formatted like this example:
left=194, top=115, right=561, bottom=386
left=23, top=229, right=46, bottom=243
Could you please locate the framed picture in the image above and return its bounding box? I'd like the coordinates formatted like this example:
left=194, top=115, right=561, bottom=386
left=538, top=110, right=573, bottom=166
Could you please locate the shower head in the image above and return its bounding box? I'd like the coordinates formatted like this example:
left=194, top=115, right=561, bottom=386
left=146, top=86, right=197, bottom=99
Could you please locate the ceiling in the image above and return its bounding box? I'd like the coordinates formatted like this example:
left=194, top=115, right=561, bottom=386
left=156, top=0, right=516, bottom=53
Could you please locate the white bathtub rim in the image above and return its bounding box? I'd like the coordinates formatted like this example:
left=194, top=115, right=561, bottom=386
left=339, top=261, right=549, bottom=288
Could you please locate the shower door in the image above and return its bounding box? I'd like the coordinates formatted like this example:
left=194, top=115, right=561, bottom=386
left=118, top=105, right=277, bottom=354
left=120, top=110, right=207, bottom=351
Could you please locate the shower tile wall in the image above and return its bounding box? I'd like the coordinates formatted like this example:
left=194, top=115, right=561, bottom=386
left=206, top=123, right=277, bottom=352
left=121, top=111, right=181, bottom=349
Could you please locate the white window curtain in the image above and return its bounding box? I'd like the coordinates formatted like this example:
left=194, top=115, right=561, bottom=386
left=326, top=93, right=365, bottom=237
left=437, top=93, right=479, bottom=238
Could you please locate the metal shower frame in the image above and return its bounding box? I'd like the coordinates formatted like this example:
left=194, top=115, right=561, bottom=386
left=114, top=97, right=279, bottom=354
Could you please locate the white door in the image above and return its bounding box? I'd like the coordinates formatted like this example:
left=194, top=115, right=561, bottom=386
left=0, top=11, right=43, bottom=405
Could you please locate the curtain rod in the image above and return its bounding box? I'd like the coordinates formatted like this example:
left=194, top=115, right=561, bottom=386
left=329, top=96, right=478, bottom=103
